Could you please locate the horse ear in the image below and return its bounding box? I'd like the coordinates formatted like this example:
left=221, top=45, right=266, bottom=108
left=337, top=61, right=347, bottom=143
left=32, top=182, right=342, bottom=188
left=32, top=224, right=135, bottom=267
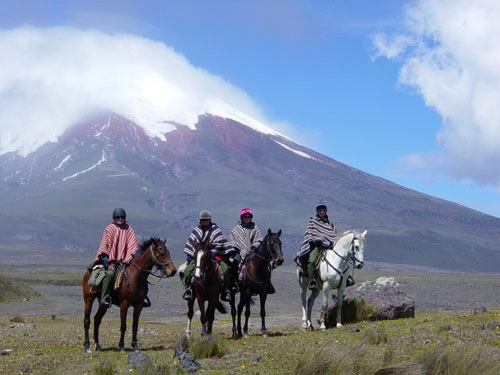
left=163, top=237, right=167, bottom=244
left=277, top=229, right=282, bottom=236
left=363, top=230, right=367, bottom=237
left=268, top=228, right=272, bottom=236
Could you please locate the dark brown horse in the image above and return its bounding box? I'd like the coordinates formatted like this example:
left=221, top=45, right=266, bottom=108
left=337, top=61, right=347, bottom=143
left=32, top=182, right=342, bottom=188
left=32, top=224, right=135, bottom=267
left=185, top=238, right=227, bottom=338
left=82, top=237, right=176, bottom=353
left=230, top=229, right=284, bottom=339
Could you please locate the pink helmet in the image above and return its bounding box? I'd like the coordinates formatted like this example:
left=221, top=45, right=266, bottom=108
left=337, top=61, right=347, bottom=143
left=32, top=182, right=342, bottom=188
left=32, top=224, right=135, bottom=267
left=240, top=208, right=253, bottom=219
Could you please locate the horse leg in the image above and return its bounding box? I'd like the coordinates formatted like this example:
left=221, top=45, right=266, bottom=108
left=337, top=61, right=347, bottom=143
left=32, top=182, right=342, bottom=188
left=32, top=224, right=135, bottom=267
left=198, top=299, right=207, bottom=336
left=119, top=303, right=129, bottom=353
left=236, top=296, right=245, bottom=338
left=299, top=275, right=309, bottom=330
left=206, top=300, right=216, bottom=335
left=92, top=305, right=107, bottom=351
left=306, top=288, right=319, bottom=331
left=259, top=292, right=268, bottom=338
left=230, top=291, right=238, bottom=339
left=83, top=293, right=95, bottom=353
left=186, top=297, right=195, bottom=339
left=319, top=284, right=331, bottom=331
left=243, top=299, right=251, bottom=339
left=335, top=285, right=346, bottom=328
left=130, top=305, right=143, bottom=352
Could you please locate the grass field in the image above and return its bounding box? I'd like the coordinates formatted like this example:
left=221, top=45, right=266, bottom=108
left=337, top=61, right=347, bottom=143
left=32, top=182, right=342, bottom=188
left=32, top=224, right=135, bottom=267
left=1, top=264, right=500, bottom=374
left=2, top=309, right=500, bottom=374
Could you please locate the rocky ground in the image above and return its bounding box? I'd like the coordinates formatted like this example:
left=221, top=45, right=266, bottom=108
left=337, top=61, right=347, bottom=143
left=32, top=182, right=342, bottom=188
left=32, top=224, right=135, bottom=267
left=1, top=263, right=500, bottom=331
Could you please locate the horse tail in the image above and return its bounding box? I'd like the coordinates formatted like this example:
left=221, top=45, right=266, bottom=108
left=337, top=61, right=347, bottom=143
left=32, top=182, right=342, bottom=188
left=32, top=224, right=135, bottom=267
left=216, top=301, right=227, bottom=314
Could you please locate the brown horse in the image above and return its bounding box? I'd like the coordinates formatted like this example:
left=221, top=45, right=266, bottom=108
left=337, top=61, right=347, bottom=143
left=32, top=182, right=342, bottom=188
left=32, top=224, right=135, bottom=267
left=185, top=238, right=227, bottom=338
left=82, top=237, right=176, bottom=353
left=230, top=229, right=284, bottom=339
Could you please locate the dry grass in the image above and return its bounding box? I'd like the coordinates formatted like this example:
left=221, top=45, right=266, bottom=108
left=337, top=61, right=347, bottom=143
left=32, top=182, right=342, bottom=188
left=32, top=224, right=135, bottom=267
left=1, top=308, right=500, bottom=374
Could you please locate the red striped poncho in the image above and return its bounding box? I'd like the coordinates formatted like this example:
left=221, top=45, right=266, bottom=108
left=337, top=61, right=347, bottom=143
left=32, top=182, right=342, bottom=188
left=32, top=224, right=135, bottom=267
left=93, top=222, right=140, bottom=265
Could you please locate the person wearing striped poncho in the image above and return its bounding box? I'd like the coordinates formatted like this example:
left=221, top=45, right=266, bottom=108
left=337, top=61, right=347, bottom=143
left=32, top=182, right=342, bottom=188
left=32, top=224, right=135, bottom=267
left=296, top=201, right=338, bottom=290
left=92, top=208, right=140, bottom=307
left=181, top=210, right=236, bottom=302
left=229, top=208, right=276, bottom=294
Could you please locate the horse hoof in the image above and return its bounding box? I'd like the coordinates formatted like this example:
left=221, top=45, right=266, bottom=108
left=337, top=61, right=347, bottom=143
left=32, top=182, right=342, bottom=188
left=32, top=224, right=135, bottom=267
left=84, top=347, right=92, bottom=354
left=301, top=321, right=308, bottom=330
left=262, top=333, right=267, bottom=339
left=120, top=347, right=125, bottom=353
left=336, top=323, right=343, bottom=328
left=94, top=343, right=102, bottom=351
left=243, top=333, right=249, bottom=339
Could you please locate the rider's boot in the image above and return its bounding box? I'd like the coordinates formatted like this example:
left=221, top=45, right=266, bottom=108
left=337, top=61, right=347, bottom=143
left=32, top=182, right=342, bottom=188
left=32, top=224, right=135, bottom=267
left=100, top=292, right=112, bottom=308
left=182, top=276, right=193, bottom=301
left=308, top=269, right=318, bottom=290
left=268, top=282, right=276, bottom=294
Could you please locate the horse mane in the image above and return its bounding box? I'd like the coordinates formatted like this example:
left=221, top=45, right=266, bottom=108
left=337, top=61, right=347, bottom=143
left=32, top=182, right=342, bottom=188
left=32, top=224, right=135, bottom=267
left=133, top=236, right=161, bottom=259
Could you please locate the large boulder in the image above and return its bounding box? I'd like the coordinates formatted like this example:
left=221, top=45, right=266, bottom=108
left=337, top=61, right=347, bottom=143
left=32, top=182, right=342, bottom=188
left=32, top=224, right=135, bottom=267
left=326, top=277, right=415, bottom=327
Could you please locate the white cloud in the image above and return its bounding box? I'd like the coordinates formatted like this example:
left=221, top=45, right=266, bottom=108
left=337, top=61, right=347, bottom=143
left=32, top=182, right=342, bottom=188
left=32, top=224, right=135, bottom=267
left=0, top=26, right=270, bottom=155
left=373, top=0, right=500, bottom=188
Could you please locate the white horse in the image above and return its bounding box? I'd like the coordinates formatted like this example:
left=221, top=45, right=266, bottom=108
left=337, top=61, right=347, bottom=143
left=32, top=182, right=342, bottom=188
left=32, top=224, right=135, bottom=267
left=298, top=229, right=367, bottom=331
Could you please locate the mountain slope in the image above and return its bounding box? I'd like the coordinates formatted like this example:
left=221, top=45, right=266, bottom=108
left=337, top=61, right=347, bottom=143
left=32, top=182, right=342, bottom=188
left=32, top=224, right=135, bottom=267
left=1, top=113, right=499, bottom=272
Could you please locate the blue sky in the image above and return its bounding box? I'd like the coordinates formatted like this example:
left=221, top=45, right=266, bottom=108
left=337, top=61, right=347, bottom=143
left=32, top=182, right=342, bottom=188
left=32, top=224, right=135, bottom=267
left=2, top=0, right=500, bottom=217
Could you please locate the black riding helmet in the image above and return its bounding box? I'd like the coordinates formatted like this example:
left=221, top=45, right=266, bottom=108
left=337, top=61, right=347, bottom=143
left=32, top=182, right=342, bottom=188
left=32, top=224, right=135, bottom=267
left=113, top=208, right=126, bottom=219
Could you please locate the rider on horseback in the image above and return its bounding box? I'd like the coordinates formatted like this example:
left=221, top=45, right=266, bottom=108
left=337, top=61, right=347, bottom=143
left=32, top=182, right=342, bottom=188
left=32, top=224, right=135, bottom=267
left=181, top=210, right=237, bottom=302
left=92, top=208, right=140, bottom=307
left=295, top=201, right=338, bottom=290
left=230, top=208, right=276, bottom=294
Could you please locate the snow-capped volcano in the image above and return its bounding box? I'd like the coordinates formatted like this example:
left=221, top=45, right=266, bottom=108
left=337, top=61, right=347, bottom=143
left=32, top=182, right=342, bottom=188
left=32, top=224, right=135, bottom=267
left=1, top=111, right=499, bottom=273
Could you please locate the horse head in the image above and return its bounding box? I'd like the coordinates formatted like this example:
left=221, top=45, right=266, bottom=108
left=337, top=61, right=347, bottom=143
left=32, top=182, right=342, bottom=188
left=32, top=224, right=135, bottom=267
left=143, top=237, right=177, bottom=277
left=193, top=238, right=212, bottom=280
left=266, top=228, right=284, bottom=266
left=351, top=229, right=367, bottom=269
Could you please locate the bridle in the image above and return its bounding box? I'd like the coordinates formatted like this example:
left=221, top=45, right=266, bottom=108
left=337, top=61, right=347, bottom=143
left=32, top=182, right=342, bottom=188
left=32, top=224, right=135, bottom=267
left=321, top=233, right=363, bottom=280
left=130, top=241, right=174, bottom=278
left=253, top=234, right=282, bottom=264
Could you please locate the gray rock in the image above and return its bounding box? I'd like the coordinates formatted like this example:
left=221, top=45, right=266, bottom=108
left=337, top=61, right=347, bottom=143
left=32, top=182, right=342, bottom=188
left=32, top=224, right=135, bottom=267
left=127, top=351, right=149, bottom=365
left=326, top=277, right=415, bottom=326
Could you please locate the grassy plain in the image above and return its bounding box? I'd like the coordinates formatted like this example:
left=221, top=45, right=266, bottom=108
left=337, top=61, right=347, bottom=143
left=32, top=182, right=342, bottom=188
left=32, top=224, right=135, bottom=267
left=1, top=263, right=500, bottom=374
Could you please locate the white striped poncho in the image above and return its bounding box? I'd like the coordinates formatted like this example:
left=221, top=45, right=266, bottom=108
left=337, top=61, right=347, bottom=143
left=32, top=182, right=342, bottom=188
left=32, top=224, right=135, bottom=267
left=230, top=222, right=263, bottom=260
left=183, top=223, right=234, bottom=259
left=297, top=215, right=337, bottom=257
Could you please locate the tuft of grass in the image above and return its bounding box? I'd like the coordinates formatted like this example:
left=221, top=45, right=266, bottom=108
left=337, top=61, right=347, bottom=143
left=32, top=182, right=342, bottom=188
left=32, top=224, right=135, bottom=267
left=190, top=334, right=228, bottom=359
left=94, top=360, right=115, bottom=375
left=9, top=316, right=25, bottom=323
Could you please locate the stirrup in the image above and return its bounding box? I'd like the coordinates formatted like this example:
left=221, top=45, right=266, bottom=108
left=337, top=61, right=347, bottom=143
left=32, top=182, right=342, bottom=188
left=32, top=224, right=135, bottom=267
left=220, top=289, right=230, bottom=302
left=268, top=283, right=276, bottom=294
left=100, top=295, right=112, bottom=308
left=182, top=289, right=192, bottom=301
left=346, top=275, right=355, bottom=287
left=230, top=282, right=239, bottom=293
left=308, top=279, right=317, bottom=291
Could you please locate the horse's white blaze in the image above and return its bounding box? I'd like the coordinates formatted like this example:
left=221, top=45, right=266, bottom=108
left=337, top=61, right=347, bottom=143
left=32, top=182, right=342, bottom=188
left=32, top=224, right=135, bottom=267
left=298, top=229, right=367, bottom=330
left=194, top=250, right=203, bottom=278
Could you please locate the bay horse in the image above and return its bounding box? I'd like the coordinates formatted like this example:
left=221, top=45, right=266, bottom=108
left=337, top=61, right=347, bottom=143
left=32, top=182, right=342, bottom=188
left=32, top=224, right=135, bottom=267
left=82, top=237, right=176, bottom=353
left=230, top=229, right=284, bottom=339
left=186, top=238, right=227, bottom=338
left=298, top=229, right=366, bottom=331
